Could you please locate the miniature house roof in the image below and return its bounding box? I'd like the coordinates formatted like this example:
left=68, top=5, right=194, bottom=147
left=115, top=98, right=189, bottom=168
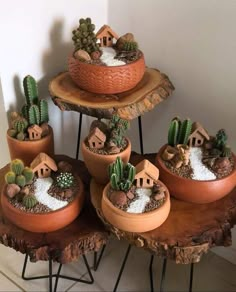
left=135, top=159, right=159, bottom=181
left=30, top=153, right=58, bottom=172
left=28, top=124, right=43, bottom=134
left=96, top=25, right=119, bottom=40
left=189, top=122, right=210, bottom=140
left=88, top=127, right=106, bottom=142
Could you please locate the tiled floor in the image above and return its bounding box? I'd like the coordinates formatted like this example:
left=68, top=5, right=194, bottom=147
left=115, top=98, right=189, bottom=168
left=0, top=237, right=236, bottom=292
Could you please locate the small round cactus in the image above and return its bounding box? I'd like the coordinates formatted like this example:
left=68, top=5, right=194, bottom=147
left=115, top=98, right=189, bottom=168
left=23, top=195, right=38, bottom=209
left=123, top=41, right=138, bottom=52
left=56, top=172, right=74, bottom=189
left=22, top=167, right=34, bottom=184
left=16, top=175, right=26, bottom=188
left=10, top=159, right=24, bottom=175
left=5, top=171, right=16, bottom=184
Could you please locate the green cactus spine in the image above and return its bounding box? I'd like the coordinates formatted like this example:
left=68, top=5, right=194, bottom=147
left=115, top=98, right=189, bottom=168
left=5, top=171, right=16, bottom=184
left=56, top=172, right=74, bottom=189
left=39, top=99, right=49, bottom=123
left=10, top=159, right=24, bottom=175
left=22, top=167, right=34, bottom=184
left=168, top=119, right=179, bottom=146
left=28, top=104, right=40, bottom=125
left=23, top=195, right=38, bottom=209
left=23, top=75, right=39, bottom=105
left=178, top=119, right=192, bottom=145
left=16, top=175, right=26, bottom=187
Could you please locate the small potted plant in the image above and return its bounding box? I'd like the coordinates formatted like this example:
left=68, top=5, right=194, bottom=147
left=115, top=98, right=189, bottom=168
left=68, top=17, right=145, bottom=94
left=1, top=154, right=84, bottom=232
left=155, top=117, right=236, bottom=203
left=82, top=115, right=131, bottom=184
left=7, top=75, right=54, bottom=165
left=101, top=157, right=170, bottom=232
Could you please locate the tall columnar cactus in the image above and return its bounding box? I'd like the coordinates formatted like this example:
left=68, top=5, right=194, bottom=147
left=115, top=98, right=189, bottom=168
left=108, top=115, right=129, bottom=148
left=109, top=157, right=136, bottom=192
left=178, top=119, right=192, bottom=145
left=168, top=118, right=180, bottom=147
left=39, top=100, right=49, bottom=123
left=5, top=159, right=34, bottom=187
left=28, top=104, right=40, bottom=125
left=72, top=17, right=100, bottom=54
left=214, top=129, right=227, bottom=151
left=23, top=75, right=39, bottom=105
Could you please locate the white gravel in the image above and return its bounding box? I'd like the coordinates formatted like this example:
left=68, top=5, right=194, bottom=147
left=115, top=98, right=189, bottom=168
left=34, top=177, right=68, bottom=211
left=126, top=188, right=152, bottom=214
left=101, top=47, right=125, bottom=66
left=190, top=147, right=216, bottom=181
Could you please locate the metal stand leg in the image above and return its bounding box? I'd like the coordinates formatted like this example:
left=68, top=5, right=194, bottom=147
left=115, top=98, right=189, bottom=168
left=189, top=263, right=194, bottom=292
left=160, top=258, right=167, bottom=292
left=93, top=244, right=106, bottom=271
left=138, top=116, right=144, bottom=155
left=75, top=113, right=83, bottom=159
left=113, top=244, right=132, bottom=292
left=149, top=255, right=154, bottom=292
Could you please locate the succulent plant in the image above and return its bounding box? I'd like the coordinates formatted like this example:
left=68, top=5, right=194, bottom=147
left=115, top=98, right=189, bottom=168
left=72, top=17, right=100, bottom=54
left=56, top=172, right=74, bottom=189
left=13, top=117, right=28, bottom=133
left=5, top=159, right=34, bottom=187
left=23, top=75, right=39, bottom=105
left=178, top=119, right=192, bottom=145
left=168, top=118, right=180, bottom=147
left=222, top=145, right=231, bottom=158
left=109, top=157, right=136, bottom=192
left=108, top=115, right=129, bottom=148
left=23, top=194, right=38, bottom=209
left=214, top=129, right=227, bottom=151
left=123, top=41, right=138, bottom=52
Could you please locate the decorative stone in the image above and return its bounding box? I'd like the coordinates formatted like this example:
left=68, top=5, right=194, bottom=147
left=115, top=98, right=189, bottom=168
left=6, top=184, right=20, bottom=198
left=58, top=161, right=73, bottom=173
left=64, top=189, right=73, bottom=198
left=110, top=191, right=127, bottom=207
left=154, top=192, right=165, bottom=201
left=116, top=33, right=135, bottom=51
left=91, top=51, right=102, bottom=60
left=213, top=157, right=231, bottom=173
left=74, top=49, right=91, bottom=62
left=109, top=146, right=121, bottom=154
left=41, top=123, right=50, bottom=136
left=21, top=186, right=30, bottom=196
left=126, top=191, right=134, bottom=200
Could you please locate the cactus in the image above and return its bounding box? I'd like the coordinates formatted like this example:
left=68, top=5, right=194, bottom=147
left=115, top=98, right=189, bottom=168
left=109, top=157, right=136, bottom=192
left=39, top=100, right=49, bottom=123
left=28, top=104, right=40, bottom=125
left=8, top=129, right=17, bottom=138
left=23, top=195, right=38, bottom=209
left=178, top=119, right=192, bottom=145
left=123, top=41, right=138, bottom=52
left=214, top=129, right=227, bottom=151
left=16, top=175, right=26, bottom=187
left=222, top=145, right=231, bottom=158
left=16, top=132, right=25, bottom=141
left=108, top=115, right=130, bottom=148
left=22, top=167, right=34, bottom=184
left=23, top=75, right=39, bottom=105
left=11, top=159, right=24, bottom=175
left=72, top=17, right=100, bottom=54
left=168, top=118, right=180, bottom=146
left=56, top=172, right=74, bottom=189
left=13, top=117, right=28, bottom=133
left=5, top=171, right=16, bottom=184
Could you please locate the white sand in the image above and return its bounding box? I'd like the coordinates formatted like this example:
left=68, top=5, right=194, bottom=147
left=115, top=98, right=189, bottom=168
left=190, top=147, right=216, bottom=181
left=101, top=47, right=125, bottom=66
left=34, top=177, right=68, bottom=210
left=126, top=188, right=152, bottom=214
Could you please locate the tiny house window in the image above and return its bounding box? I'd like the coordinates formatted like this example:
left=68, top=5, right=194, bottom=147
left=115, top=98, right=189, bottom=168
left=92, top=142, right=96, bottom=147
left=108, top=37, right=112, bottom=41
left=147, top=178, right=150, bottom=185
left=40, top=169, right=44, bottom=176
left=103, top=36, right=107, bottom=46
left=99, top=142, right=102, bottom=145
left=198, top=139, right=201, bottom=145
left=140, top=178, right=143, bottom=187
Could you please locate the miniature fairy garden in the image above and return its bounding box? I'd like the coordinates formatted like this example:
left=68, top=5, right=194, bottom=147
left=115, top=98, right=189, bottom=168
left=4, top=154, right=80, bottom=213
left=161, top=117, right=235, bottom=180
left=68, top=17, right=145, bottom=94
left=102, top=157, right=170, bottom=232
left=82, top=115, right=131, bottom=184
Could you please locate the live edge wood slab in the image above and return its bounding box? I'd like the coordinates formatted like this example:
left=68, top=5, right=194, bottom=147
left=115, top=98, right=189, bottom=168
left=91, top=152, right=236, bottom=265
left=49, top=68, right=174, bottom=120
left=0, top=156, right=108, bottom=264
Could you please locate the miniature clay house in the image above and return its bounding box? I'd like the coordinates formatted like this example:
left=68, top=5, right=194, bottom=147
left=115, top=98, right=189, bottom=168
left=134, top=159, right=159, bottom=188
left=188, top=122, right=210, bottom=147
left=30, top=153, right=58, bottom=178
left=28, top=125, right=43, bottom=141
left=87, top=127, right=106, bottom=149
left=96, top=25, right=119, bottom=47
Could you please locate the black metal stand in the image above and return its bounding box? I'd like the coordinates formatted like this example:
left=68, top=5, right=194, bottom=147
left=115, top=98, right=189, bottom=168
left=138, top=116, right=144, bottom=155
left=93, top=244, right=106, bottom=271
left=21, top=253, right=94, bottom=292
left=149, top=256, right=195, bottom=292
left=75, top=113, right=83, bottom=160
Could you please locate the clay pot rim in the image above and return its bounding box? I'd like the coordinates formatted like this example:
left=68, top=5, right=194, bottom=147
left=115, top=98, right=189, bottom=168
left=157, top=144, right=236, bottom=183
left=6, top=125, right=53, bottom=144
left=70, top=50, right=144, bottom=69
left=102, top=181, right=170, bottom=218
left=82, top=137, right=131, bottom=159
left=1, top=175, right=84, bottom=217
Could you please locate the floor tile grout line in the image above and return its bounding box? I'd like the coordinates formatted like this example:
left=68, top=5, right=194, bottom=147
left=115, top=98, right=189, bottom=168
left=0, top=270, right=26, bottom=292
left=65, top=270, right=92, bottom=292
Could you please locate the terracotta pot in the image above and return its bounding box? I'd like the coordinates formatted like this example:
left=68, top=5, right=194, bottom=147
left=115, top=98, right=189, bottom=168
left=82, top=138, right=131, bottom=185
left=156, top=145, right=236, bottom=204
left=68, top=52, right=145, bottom=94
left=101, top=182, right=170, bottom=232
left=7, top=126, right=54, bottom=166
left=1, top=176, right=84, bottom=233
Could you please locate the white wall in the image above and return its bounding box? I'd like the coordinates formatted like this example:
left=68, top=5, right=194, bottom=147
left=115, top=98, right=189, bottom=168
left=0, top=0, right=108, bottom=165
left=108, top=0, right=236, bottom=154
